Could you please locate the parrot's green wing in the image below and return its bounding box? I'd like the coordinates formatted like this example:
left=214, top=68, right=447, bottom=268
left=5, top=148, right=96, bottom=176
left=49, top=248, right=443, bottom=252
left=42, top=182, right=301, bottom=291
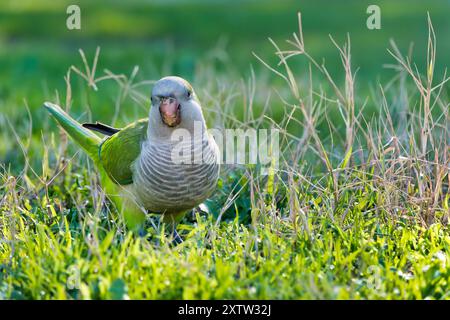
left=100, top=119, right=149, bottom=185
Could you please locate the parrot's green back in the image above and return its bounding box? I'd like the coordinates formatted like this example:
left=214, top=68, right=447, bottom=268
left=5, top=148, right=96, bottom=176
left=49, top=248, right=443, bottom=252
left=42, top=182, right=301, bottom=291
left=44, top=102, right=149, bottom=186
left=100, top=119, right=148, bottom=185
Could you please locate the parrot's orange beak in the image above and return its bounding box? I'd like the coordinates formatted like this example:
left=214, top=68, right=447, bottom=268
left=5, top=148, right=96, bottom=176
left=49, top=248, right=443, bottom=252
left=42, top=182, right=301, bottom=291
left=159, top=97, right=181, bottom=127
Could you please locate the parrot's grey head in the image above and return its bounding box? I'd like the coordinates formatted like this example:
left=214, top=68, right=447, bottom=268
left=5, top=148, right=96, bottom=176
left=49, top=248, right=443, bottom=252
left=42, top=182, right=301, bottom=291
left=150, top=76, right=203, bottom=132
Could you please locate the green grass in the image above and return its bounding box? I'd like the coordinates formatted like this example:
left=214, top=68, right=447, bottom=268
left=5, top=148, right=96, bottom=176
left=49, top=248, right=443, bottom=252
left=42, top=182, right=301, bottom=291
left=0, top=2, right=449, bottom=299
left=1, top=159, right=449, bottom=299
left=1, top=190, right=449, bottom=299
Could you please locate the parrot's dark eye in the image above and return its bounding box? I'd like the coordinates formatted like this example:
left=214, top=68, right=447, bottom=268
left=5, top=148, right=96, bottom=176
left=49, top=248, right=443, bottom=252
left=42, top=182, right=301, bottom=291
left=187, top=91, right=191, bottom=99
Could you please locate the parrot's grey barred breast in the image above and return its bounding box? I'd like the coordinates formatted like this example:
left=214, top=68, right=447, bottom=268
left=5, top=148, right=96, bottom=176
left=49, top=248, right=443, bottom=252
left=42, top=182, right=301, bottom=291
left=133, top=135, right=220, bottom=214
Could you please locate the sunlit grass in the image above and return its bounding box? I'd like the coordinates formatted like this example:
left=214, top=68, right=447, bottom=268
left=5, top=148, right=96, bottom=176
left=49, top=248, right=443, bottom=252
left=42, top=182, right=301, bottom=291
left=0, top=13, right=449, bottom=299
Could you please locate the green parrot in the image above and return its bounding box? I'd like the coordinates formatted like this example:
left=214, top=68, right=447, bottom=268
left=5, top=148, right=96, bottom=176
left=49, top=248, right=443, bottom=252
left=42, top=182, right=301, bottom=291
left=44, top=76, right=220, bottom=238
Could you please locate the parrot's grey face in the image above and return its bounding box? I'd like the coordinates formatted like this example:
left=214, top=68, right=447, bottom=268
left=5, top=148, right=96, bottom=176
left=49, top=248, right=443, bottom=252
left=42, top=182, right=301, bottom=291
left=151, top=76, right=201, bottom=129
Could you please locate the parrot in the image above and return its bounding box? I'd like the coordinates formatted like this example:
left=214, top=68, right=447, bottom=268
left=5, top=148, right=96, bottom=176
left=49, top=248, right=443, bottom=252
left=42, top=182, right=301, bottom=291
left=44, top=76, right=220, bottom=239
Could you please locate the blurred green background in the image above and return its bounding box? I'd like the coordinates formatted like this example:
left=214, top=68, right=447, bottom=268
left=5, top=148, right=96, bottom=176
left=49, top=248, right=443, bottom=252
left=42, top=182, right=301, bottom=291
left=0, top=0, right=448, bottom=96
left=0, top=0, right=449, bottom=170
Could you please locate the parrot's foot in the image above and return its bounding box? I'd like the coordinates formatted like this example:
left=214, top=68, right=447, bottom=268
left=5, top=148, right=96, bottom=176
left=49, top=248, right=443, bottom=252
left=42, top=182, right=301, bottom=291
left=171, top=229, right=183, bottom=246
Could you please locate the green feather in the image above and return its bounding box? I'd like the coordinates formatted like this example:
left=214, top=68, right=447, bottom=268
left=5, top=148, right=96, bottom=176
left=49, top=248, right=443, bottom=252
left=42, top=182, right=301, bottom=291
left=99, top=119, right=149, bottom=229
left=100, top=119, right=148, bottom=185
left=43, top=102, right=102, bottom=163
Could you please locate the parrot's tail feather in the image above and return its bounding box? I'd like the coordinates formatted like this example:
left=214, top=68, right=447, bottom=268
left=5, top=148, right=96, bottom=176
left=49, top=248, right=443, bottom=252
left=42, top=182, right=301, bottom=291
left=44, top=102, right=102, bottom=162
left=82, top=122, right=121, bottom=136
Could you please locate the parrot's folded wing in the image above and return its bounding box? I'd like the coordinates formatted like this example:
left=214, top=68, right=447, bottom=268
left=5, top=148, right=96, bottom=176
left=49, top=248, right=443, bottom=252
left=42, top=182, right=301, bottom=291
left=100, top=119, right=149, bottom=185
